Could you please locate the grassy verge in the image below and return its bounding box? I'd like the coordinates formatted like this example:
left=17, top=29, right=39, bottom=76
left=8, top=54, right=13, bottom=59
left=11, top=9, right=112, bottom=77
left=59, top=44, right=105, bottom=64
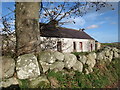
left=71, top=50, right=98, bottom=56
left=101, top=43, right=120, bottom=49
left=18, top=79, right=29, bottom=89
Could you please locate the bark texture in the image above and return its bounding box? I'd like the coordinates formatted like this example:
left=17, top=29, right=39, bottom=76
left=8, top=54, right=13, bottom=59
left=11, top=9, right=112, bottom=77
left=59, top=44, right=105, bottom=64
left=15, top=2, right=40, bottom=56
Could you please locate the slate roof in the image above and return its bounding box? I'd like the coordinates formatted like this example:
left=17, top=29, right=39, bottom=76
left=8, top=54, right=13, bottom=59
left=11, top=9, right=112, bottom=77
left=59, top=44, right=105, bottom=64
left=40, top=24, right=95, bottom=40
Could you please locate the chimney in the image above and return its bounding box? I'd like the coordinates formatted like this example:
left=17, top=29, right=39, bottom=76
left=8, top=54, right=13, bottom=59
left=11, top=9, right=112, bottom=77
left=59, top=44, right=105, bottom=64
left=79, top=28, right=85, bottom=31
left=48, top=20, right=59, bottom=29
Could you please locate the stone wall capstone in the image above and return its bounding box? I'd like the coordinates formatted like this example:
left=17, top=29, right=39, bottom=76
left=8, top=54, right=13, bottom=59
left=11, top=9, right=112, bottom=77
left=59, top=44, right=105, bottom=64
left=64, top=53, right=77, bottom=69
left=16, top=54, right=40, bottom=79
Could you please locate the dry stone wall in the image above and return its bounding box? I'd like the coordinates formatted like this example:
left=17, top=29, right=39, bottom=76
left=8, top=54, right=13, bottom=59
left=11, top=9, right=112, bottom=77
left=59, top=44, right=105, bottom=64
left=0, top=46, right=120, bottom=88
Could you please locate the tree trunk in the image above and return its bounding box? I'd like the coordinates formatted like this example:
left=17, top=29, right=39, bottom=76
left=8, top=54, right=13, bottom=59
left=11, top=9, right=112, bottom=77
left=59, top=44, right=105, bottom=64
left=15, top=2, right=40, bottom=56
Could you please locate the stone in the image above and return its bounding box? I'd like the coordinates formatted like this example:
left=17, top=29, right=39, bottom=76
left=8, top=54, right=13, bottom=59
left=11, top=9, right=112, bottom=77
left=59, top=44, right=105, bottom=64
left=110, top=51, right=113, bottom=56
left=112, top=47, right=118, bottom=52
left=118, top=49, right=120, bottom=54
left=104, top=47, right=111, bottom=52
left=110, top=47, right=119, bottom=58
left=118, top=51, right=120, bottom=58
left=92, top=52, right=97, bottom=59
left=29, top=76, right=50, bottom=88
left=86, top=58, right=96, bottom=68
left=84, top=68, right=89, bottom=74
left=103, top=55, right=107, bottom=61
left=64, top=53, right=77, bottom=69
left=104, top=46, right=111, bottom=50
left=104, top=49, right=110, bottom=57
left=78, top=55, right=87, bottom=64
left=96, top=52, right=104, bottom=61
left=86, top=53, right=96, bottom=68
left=102, top=55, right=109, bottom=63
left=73, top=60, right=83, bottom=72
left=119, top=53, right=120, bottom=58
left=53, top=51, right=64, bottom=61
left=50, top=61, right=64, bottom=71
left=113, top=52, right=119, bottom=58
left=108, top=55, right=113, bottom=62
left=104, top=51, right=113, bottom=63
left=87, top=67, right=93, bottom=73
left=87, top=52, right=97, bottom=60
left=0, top=77, right=19, bottom=88
left=40, top=61, right=50, bottom=73
left=0, top=56, right=15, bottom=79
left=16, top=54, right=40, bottom=79
left=102, top=55, right=112, bottom=64
left=38, top=51, right=56, bottom=64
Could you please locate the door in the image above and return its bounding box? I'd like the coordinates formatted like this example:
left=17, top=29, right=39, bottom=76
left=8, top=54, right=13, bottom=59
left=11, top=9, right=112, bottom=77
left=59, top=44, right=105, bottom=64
left=80, top=42, right=83, bottom=51
left=91, top=44, right=93, bottom=51
left=57, top=41, right=62, bottom=52
left=73, top=42, right=76, bottom=52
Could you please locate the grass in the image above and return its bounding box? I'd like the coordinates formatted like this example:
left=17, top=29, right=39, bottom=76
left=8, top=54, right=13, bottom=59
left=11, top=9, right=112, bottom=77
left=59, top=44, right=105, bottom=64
left=101, top=43, right=120, bottom=49
left=47, top=70, right=68, bottom=87
left=18, top=79, right=29, bottom=89
left=71, top=50, right=98, bottom=57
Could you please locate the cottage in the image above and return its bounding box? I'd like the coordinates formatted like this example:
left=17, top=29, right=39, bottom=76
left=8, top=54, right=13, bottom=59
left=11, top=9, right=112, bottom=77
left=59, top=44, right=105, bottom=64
left=40, top=23, right=97, bottom=53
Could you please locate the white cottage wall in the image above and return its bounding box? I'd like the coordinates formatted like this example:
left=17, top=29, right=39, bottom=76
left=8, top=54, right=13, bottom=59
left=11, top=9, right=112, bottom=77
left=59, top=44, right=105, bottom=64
left=40, top=37, right=95, bottom=53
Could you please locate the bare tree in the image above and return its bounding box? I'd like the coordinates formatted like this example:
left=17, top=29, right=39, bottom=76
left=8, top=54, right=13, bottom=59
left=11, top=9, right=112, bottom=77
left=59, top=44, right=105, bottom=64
left=40, top=2, right=113, bottom=25
left=1, top=16, right=15, bottom=56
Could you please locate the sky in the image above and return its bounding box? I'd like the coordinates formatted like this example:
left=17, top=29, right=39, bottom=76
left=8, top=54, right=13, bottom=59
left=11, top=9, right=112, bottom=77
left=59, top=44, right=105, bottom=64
left=1, top=2, right=119, bottom=43
left=61, top=2, right=118, bottom=43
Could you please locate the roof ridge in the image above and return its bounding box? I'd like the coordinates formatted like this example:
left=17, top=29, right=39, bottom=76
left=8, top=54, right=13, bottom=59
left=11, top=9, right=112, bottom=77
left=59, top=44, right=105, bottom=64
left=40, top=23, right=82, bottom=32
left=58, top=27, right=81, bottom=32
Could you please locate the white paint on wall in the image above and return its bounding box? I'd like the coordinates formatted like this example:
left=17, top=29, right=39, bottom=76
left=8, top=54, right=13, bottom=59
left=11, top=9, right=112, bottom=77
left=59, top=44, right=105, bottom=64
left=40, top=37, right=95, bottom=53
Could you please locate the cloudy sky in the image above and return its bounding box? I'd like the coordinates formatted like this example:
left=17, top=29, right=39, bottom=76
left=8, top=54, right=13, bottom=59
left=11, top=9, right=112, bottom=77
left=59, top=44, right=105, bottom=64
left=1, top=2, right=119, bottom=43
left=61, top=2, right=118, bottom=43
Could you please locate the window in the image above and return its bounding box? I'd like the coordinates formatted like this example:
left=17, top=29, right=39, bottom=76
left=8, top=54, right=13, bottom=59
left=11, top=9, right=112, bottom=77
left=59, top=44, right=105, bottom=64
left=73, top=42, right=76, bottom=51
left=57, top=41, right=62, bottom=52
left=80, top=42, right=83, bottom=51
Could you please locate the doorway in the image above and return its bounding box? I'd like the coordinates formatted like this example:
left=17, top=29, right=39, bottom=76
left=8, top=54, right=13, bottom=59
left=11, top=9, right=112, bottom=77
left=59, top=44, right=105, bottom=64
left=91, top=44, right=93, bottom=51
left=80, top=42, right=83, bottom=51
left=57, top=41, right=62, bottom=52
left=73, top=42, right=76, bottom=52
